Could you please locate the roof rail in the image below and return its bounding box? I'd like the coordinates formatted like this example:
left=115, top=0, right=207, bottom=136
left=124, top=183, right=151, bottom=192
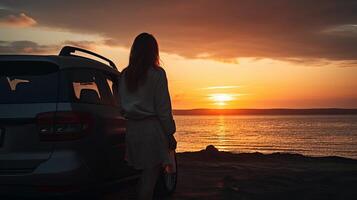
left=59, top=46, right=117, bottom=70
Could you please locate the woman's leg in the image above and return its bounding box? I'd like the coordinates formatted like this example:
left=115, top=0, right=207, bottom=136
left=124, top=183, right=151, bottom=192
left=137, top=164, right=161, bottom=200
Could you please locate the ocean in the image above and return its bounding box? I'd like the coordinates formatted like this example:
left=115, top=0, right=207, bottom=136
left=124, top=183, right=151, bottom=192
left=174, top=115, right=357, bottom=159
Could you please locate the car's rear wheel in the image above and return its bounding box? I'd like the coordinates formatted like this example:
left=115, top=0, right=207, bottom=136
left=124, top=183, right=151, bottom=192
left=154, top=151, right=177, bottom=197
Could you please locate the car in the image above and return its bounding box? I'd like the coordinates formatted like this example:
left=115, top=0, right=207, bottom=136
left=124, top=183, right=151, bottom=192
left=0, top=46, right=177, bottom=198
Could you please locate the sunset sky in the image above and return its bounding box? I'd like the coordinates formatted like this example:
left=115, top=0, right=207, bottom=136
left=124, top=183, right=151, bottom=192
left=1, top=0, right=357, bottom=109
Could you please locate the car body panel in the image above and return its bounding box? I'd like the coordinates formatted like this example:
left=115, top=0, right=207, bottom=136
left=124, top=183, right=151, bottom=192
left=0, top=104, right=56, bottom=171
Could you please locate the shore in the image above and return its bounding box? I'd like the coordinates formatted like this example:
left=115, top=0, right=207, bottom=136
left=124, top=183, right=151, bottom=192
left=106, top=145, right=357, bottom=199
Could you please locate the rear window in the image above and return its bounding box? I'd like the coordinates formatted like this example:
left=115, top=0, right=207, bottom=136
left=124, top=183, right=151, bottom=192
left=60, top=69, right=116, bottom=105
left=0, top=61, right=59, bottom=104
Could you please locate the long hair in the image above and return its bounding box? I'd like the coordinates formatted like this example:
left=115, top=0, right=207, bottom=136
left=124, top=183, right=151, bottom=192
left=123, top=33, right=160, bottom=92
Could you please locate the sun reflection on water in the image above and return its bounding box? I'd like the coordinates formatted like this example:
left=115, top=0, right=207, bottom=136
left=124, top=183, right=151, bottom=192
left=216, top=115, right=227, bottom=150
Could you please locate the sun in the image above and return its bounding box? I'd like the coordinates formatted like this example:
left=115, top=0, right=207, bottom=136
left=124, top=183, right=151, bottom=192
left=209, top=93, right=235, bottom=107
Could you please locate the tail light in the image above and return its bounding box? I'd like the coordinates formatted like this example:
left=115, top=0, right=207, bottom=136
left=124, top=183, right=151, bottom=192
left=36, top=111, right=94, bottom=141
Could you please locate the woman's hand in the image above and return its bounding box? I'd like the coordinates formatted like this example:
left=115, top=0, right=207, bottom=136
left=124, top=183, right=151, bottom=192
left=168, top=134, right=177, bottom=150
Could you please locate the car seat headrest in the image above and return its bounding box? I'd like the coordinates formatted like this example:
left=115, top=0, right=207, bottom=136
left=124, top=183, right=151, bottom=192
left=80, top=89, right=100, bottom=104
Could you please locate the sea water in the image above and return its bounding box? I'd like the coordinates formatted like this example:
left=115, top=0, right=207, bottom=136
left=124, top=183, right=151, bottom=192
left=174, top=115, right=357, bottom=159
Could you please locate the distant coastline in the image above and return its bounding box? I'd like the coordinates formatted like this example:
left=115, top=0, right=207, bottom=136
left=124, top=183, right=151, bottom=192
left=173, top=108, right=357, bottom=115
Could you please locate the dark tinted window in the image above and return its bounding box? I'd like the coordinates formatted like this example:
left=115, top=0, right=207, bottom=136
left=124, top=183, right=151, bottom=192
left=61, top=69, right=113, bottom=105
left=0, top=61, right=59, bottom=104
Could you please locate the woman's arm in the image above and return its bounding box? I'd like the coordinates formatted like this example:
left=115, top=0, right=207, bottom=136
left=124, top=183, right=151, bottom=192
left=154, top=68, right=176, bottom=136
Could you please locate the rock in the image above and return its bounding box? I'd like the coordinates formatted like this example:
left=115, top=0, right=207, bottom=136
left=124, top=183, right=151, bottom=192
left=205, top=145, right=219, bottom=154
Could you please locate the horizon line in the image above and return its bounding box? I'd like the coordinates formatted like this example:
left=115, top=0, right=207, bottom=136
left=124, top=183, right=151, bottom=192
left=172, top=108, right=357, bottom=115
left=173, top=108, right=357, bottom=110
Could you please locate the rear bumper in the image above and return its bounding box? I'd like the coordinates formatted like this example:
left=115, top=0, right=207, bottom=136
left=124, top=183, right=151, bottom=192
left=0, top=150, right=92, bottom=196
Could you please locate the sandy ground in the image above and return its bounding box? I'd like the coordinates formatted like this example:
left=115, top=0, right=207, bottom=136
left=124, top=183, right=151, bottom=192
left=3, top=146, right=357, bottom=200
left=103, top=145, right=357, bottom=200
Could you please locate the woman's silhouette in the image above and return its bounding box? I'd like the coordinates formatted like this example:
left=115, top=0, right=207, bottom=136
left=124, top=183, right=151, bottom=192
left=119, top=33, right=176, bottom=200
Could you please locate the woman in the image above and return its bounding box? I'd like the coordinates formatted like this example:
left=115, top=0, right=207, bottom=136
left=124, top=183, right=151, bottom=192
left=119, top=33, right=176, bottom=200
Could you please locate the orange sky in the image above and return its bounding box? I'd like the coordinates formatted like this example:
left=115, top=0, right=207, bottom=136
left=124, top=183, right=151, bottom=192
left=1, top=1, right=357, bottom=109
left=105, top=46, right=357, bottom=109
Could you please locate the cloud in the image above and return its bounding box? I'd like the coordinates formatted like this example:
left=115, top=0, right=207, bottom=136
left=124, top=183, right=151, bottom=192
left=2, top=0, right=357, bottom=63
left=280, top=57, right=357, bottom=67
left=0, top=40, right=101, bottom=54
left=0, top=12, right=37, bottom=27
left=200, top=86, right=241, bottom=90
left=322, top=24, right=357, bottom=37
left=103, top=38, right=122, bottom=47
left=62, top=40, right=98, bottom=50
left=0, top=40, right=57, bottom=54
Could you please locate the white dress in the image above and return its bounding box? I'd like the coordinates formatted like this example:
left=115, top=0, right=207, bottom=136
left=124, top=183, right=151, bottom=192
left=118, top=67, right=176, bottom=169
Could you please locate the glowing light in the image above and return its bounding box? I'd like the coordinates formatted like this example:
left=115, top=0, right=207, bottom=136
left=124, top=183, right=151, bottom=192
left=200, top=85, right=241, bottom=90
left=209, top=93, right=237, bottom=106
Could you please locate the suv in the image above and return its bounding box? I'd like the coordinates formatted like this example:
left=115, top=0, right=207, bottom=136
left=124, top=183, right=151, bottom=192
left=0, top=46, right=177, bottom=197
